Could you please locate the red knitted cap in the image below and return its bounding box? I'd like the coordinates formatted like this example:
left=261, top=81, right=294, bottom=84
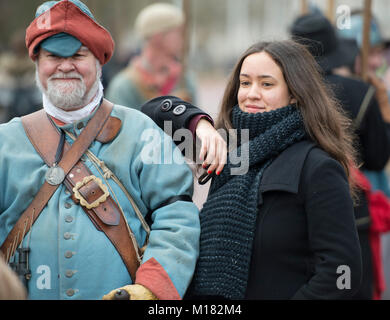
left=25, top=0, right=114, bottom=65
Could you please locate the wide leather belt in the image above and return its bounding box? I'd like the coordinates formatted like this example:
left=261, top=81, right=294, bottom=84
left=64, top=158, right=119, bottom=226
left=62, top=156, right=141, bottom=279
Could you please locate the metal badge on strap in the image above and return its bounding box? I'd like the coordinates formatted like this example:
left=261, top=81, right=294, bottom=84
left=45, top=166, right=65, bottom=186
left=45, top=128, right=66, bottom=186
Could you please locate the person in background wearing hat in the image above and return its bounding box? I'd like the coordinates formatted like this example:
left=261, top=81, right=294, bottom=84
left=106, top=2, right=197, bottom=111
left=291, top=12, right=390, bottom=300
left=0, top=0, right=200, bottom=300
left=339, top=10, right=390, bottom=301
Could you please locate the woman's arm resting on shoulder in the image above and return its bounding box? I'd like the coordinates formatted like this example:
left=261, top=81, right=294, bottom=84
left=141, top=95, right=227, bottom=174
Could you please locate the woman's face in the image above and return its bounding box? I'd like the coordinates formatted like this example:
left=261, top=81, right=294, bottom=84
left=237, top=52, right=295, bottom=113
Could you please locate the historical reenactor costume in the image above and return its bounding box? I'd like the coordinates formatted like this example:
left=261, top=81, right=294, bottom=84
left=0, top=0, right=200, bottom=300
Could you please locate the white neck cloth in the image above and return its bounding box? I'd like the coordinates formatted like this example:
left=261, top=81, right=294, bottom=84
left=42, top=81, right=104, bottom=124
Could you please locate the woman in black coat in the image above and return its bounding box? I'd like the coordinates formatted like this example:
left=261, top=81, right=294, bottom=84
left=142, top=40, right=362, bottom=299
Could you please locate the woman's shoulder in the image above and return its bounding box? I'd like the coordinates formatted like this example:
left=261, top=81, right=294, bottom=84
left=301, top=144, right=349, bottom=186
left=305, top=145, right=344, bottom=170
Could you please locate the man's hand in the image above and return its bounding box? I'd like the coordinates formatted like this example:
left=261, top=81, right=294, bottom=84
left=102, top=284, right=158, bottom=300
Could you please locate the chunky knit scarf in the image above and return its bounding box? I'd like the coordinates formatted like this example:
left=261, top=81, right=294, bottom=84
left=188, top=104, right=307, bottom=299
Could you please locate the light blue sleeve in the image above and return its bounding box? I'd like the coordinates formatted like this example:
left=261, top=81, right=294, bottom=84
left=134, top=125, right=200, bottom=297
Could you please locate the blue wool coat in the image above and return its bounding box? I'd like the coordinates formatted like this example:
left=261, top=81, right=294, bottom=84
left=0, top=104, right=200, bottom=300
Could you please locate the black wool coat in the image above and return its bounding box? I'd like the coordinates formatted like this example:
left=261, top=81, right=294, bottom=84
left=246, top=140, right=362, bottom=299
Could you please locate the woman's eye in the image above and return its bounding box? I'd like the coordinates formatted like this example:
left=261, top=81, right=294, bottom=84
left=240, top=81, right=250, bottom=86
left=262, top=82, right=273, bottom=87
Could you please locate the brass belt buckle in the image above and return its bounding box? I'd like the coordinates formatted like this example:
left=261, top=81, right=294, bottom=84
left=73, top=175, right=109, bottom=209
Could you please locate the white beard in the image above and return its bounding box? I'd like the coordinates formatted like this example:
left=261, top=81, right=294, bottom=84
left=46, top=73, right=87, bottom=110
left=35, top=59, right=105, bottom=123
left=35, top=60, right=102, bottom=111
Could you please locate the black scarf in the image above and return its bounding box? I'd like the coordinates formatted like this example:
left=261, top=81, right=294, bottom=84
left=188, top=104, right=307, bottom=299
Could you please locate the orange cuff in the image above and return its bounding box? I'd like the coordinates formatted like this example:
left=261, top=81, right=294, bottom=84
left=135, top=257, right=181, bottom=300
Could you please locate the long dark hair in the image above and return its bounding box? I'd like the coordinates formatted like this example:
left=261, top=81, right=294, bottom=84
left=216, top=40, right=358, bottom=197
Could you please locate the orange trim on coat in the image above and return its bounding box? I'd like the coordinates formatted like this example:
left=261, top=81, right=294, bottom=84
left=135, top=257, right=181, bottom=300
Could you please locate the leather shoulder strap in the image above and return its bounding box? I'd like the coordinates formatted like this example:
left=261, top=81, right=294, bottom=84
left=1, top=101, right=111, bottom=259
left=22, top=109, right=60, bottom=165
left=2, top=101, right=141, bottom=281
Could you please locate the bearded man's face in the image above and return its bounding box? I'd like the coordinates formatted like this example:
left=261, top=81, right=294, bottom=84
left=36, top=47, right=100, bottom=110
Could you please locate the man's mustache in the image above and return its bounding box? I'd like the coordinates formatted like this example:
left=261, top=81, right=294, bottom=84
left=49, top=72, right=83, bottom=80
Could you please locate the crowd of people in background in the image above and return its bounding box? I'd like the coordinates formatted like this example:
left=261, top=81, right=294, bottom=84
left=1, top=0, right=390, bottom=301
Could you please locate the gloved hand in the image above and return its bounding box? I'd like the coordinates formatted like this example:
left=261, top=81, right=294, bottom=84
left=102, top=284, right=158, bottom=300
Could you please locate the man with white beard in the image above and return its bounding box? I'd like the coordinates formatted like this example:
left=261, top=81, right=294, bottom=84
left=0, top=0, right=200, bottom=300
left=36, top=48, right=101, bottom=111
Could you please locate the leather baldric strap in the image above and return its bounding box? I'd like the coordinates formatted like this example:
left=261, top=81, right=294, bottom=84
left=0, top=100, right=140, bottom=282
